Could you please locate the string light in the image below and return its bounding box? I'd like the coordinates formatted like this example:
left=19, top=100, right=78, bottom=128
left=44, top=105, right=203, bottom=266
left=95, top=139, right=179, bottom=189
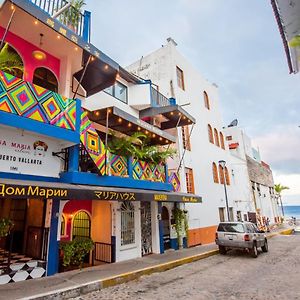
left=128, top=123, right=132, bottom=127
left=118, top=117, right=122, bottom=123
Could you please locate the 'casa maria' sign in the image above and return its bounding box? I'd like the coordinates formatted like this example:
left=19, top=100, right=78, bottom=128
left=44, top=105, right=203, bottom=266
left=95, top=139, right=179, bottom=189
left=0, top=127, right=62, bottom=178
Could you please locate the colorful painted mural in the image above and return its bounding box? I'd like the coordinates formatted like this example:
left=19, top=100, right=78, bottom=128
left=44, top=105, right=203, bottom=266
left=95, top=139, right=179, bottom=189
left=0, top=71, right=76, bottom=130
left=80, top=110, right=106, bottom=175
left=108, top=154, right=128, bottom=177
left=132, top=159, right=165, bottom=182
left=168, top=171, right=181, bottom=192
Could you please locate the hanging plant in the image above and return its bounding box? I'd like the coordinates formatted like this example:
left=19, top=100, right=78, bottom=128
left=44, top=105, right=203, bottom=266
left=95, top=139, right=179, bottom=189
left=173, top=207, right=189, bottom=247
left=0, top=218, right=14, bottom=238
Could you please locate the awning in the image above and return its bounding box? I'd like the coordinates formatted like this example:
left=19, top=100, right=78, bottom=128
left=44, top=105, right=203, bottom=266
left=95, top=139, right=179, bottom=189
left=87, top=106, right=176, bottom=145
left=139, top=105, right=196, bottom=130
left=0, top=179, right=202, bottom=203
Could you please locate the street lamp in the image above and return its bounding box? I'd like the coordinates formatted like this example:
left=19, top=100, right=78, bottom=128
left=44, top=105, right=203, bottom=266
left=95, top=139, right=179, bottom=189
left=219, top=160, right=230, bottom=221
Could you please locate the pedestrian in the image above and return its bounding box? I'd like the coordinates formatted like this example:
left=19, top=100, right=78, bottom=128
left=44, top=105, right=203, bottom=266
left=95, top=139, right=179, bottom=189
left=266, top=217, right=270, bottom=232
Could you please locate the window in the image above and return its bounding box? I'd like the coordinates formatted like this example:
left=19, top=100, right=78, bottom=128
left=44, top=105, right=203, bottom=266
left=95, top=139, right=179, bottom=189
left=226, top=136, right=232, bottom=141
left=217, top=222, right=245, bottom=233
left=219, top=164, right=225, bottom=184
left=33, top=67, right=58, bottom=92
left=104, top=81, right=128, bottom=103
left=218, top=208, right=225, bottom=222
left=208, top=124, right=214, bottom=144
left=225, top=167, right=230, bottom=185
left=185, top=168, right=195, bottom=194
left=214, top=128, right=220, bottom=147
left=237, top=211, right=242, bottom=221
left=121, top=201, right=135, bottom=246
left=0, top=42, right=24, bottom=79
left=72, top=211, right=91, bottom=239
left=176, top=66, right=185, bottom=90
left=219, top=132, right=225, bottom=149
left=61, top=214, right=66, bottom=236
left=203, top=91, right=210, bottom=109
left=229, top=207, right=234, bottom=222
left=212, top=162, right=219, bottom=183
left=182, top=126, right=191, bottom=151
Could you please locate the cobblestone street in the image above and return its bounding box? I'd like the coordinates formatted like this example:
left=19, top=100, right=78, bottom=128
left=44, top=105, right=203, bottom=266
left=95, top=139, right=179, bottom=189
left=74, top=234, right=300, bottom=300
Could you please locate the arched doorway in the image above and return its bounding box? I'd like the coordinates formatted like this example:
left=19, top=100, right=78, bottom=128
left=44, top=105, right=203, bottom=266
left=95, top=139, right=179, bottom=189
left=72, top=211, right=91, bottom=239
left=33, top=67, right=58, bottom=92
left=0, top=42, right=24, bottom=78
left=161, top=206, right=171, bottom=250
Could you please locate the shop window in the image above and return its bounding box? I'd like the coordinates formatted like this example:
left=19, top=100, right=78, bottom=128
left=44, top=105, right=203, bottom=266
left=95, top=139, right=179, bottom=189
left=104, top=81, right=128, bottom=103
left=61, top=214, right=66, bottom=236
left=185, top=167, right=195, bottom=194
left=219, top=164, right=225, bottom=184
left=214, top=128, right=220, bottom=147
left=121, top=201, right=135, bottom=246
left=33, top=67, right=58, bottom=93
left=219, top=132, right=225, bottom=149
left=176, top=66, right=185, bottom=90
left=203, top=91, right=210, bottom=109
left=72, top=211, right=91, bottom=239
left=208, top=124, right=214, bottom=144
left=182, top=126, right=191, bottom=151
left=0, top=42, right=24, bottom=79
left=212, top=162, right=219, bottom=183
left=225, top=167, right=230, bottom=185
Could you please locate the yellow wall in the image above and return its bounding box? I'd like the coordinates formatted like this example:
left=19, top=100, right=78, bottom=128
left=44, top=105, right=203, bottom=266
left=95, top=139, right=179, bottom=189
left=91, top=201, right=111, bottom=243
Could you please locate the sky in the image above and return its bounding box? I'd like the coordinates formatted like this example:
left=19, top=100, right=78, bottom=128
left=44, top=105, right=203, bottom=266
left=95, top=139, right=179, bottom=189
left=85, top=0, right=300, bottom=205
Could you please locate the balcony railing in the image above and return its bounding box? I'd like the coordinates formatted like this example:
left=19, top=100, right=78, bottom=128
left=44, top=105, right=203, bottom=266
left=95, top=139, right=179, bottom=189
left=151, top=87, right=170, bottom=107
left=30, top=0, right=86, bottom=38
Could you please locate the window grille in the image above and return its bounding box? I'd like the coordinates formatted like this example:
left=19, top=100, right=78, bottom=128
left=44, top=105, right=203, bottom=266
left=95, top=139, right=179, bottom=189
left=121, top=202, right=135, bottom=246
left=72, top=211, right=91, bottom=239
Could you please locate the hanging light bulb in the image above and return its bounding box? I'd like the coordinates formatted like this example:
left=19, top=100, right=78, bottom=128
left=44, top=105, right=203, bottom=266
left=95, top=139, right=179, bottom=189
left=32, top=33, right=47, bottom=61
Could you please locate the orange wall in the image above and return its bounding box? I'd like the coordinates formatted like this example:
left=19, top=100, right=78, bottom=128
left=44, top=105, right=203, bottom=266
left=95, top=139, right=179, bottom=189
left=188, top=225, right=217, bottom=247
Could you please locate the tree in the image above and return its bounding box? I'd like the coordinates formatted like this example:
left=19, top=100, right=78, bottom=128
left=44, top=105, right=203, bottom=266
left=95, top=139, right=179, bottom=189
left=274, top=184, right=289, bottom=217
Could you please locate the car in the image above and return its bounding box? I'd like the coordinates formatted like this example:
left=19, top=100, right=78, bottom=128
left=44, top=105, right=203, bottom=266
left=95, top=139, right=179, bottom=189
left=215, top=221, right=268, bottom=258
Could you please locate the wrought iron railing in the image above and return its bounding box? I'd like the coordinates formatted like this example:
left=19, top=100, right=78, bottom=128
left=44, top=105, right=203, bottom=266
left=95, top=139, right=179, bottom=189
left=151, top=87, right=170, bottom=107
left=93, top=242, right=114, bottom=263
left=30, top=0, right=86, bottom=37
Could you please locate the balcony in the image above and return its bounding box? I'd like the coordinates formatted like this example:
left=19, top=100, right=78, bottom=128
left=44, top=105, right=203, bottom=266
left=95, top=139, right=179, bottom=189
left=30, top=0, right=90, bottom=40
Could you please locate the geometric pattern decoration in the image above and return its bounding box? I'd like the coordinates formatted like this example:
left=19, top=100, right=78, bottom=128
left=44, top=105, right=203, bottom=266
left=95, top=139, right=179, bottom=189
left=168, top=171, right=181, bottom=192
left=80, top=109, right=106, bottom=175
left=108, top=154, right=128, bottom=177
left=132, top=159, right=165, bottom=182
left=0, top=70, right=76, bottom=130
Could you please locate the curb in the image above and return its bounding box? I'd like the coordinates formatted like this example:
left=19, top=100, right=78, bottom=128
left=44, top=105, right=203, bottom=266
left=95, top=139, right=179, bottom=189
left=24, top=249, right=219, bottom=300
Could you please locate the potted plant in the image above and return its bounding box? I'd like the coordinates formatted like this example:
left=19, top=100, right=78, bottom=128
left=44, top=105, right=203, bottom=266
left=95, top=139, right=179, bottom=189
left=0, top=218, right=14, bottom=238
left=173, top=207, right=189, bottom=249
left=60, top=237, right=94, bottom=270
left=60, top=0, right=86, bottom=31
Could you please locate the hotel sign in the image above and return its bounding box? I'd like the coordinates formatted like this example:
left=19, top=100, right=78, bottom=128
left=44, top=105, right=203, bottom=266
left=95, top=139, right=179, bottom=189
left=0, top=183, right=202, bottom=203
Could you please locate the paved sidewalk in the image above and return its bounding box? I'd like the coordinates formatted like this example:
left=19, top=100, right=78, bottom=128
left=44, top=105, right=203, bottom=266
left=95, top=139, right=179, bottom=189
left=0, top=225, right=292, bottom=300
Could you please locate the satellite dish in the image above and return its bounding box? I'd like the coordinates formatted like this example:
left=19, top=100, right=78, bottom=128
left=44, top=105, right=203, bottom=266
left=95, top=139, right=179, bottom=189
left=228, top=119, right=238, bottom=127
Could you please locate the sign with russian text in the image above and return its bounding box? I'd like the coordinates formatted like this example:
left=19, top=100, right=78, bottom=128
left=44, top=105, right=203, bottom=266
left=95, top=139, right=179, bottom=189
left=0, top=127, right=62, bottom=177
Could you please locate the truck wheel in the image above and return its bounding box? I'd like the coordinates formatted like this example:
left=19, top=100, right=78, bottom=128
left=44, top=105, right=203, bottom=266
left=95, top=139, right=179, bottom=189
left=219, top=245, right=226, bottom=255
left=261, top=239, right=268, bottom=252
left=250, top=243, right=258, bottom=258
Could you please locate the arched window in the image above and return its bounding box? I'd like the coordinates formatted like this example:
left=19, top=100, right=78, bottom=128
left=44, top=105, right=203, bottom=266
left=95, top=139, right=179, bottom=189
left=208, top=124, right=214, bottom=144
left=33, top=67, right=58, bottom=92
left=219, top=164, right=225, bottom=184
left=225, top=167, right=230, bottom=185
left=212, top=162, right=219, bottom=183
left=203, top=91, right=210, bottom=109
left=121, top=202, right=135, bottom=246
left=0, top=42, right=24, bottom=78
left=61, top=214, right=66, bottom=236
left=72, top=211, right=91, bottom=239
left=219, top=132, right=225, bottom=149
left=214, top=128, right=220, bottom=147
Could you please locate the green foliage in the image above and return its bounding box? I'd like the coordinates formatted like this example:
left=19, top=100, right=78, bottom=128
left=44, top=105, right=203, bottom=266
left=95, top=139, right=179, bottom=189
left=60, top=237, right=94, bottom=268
left=289, top=35, right=300, bottom=48
left=274, top=183, right=289, bottom=195
left=60, top=0, right=86, bottom=28
left=108, top=131, right=177, bottom=164
left=0, top=43, right=23, bottom=77
left=173, top=207, right=189, bottom=245
left=0, top=218, right=14, bottom=238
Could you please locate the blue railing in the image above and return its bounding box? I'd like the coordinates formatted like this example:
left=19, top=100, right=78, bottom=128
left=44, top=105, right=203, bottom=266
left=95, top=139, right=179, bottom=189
left=30, top=0, right=88, bottom=39
left=151, top=87, right=170, bottom=107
